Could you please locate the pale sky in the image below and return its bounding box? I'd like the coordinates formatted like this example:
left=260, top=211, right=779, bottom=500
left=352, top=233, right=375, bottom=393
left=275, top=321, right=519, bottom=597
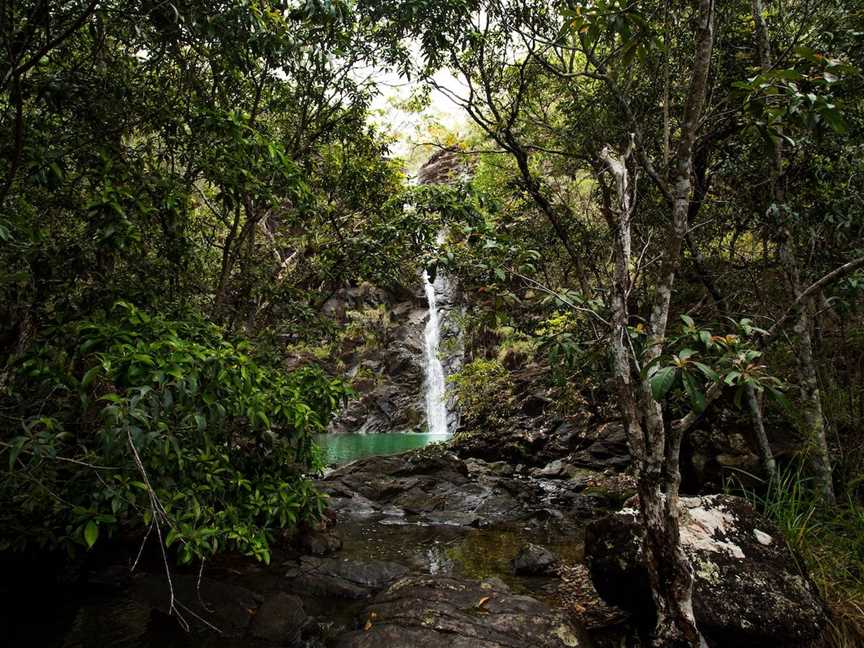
left=366, top=65, right=470, bottom=173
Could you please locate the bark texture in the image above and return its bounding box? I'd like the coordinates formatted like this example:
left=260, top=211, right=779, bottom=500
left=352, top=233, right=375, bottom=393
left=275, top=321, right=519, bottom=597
left=751, top=0, right=834, bottom=502
left=597, top=2, right=716, bottom=645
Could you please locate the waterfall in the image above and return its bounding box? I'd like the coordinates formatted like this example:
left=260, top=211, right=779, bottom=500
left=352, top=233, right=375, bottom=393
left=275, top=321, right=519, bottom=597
left=422, top=265, right=449, bottom=436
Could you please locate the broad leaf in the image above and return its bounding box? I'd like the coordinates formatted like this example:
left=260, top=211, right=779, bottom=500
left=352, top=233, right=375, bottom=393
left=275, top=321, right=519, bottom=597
left=650, top=366, right=677, bottom=401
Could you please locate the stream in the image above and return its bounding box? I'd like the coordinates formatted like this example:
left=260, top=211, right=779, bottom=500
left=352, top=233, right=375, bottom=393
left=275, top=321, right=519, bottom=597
left=1, top=255, right=604, bottom=647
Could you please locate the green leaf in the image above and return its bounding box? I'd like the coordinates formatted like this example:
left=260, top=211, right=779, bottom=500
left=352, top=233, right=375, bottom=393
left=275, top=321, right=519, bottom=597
left=682, top=372, right=705, bottom=413
left=693, top=362, right=720, bottom=383
left=81, top=366, right=100, bottom=388
left=650, top=366, right=677, bottom=401
left=724, top=370, right=741, bottom=385
left=84, top=521, right=99, bottom=549
left=7, top=437, right=27, bottom=470
left=767, top=387, right=793, bottom=414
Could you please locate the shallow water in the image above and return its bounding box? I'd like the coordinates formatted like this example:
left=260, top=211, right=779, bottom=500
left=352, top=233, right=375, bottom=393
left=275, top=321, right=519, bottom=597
left=314, top=432, right=449, bottom=465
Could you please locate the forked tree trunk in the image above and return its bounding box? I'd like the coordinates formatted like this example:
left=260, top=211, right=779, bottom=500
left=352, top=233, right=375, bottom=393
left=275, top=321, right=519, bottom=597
left=596, top=2, right=716, bottom=644
left=600, top=141, right=703, bottom=648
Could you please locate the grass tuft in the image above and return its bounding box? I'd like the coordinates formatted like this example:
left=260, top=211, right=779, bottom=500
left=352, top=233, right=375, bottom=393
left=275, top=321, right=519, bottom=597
left=729, top=463, right=864, bottom=648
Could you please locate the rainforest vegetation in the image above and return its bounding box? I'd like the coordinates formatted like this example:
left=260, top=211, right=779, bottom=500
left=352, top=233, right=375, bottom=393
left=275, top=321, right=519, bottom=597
left=1, top=1, right=863, bottom=647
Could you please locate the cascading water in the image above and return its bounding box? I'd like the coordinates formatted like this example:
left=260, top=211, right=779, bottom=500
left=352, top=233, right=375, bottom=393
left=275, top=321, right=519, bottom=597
left=422, top=265, right=449, bottom=436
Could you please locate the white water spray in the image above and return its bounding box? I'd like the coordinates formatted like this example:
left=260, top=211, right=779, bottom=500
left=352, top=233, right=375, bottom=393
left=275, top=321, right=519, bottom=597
left=422, top=265, right=449, bottom=436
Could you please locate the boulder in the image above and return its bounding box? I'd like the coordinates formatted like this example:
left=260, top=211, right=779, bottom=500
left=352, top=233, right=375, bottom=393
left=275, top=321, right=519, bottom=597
left=531, top=460, right=596, bottom=486
left=451, top=416, right=548, bottom=465
left=321, top=449, right=608, bottom=533
left=334, top=575, right=585, bottom=648
left=298, top=529, right=343, bottom=557
left=569, top=422, right=630, bottom=471
left=511, top=543, right=558, bottom=576
left=521, top=392, right=552, bottom=416
left=585, top=494, right=826, bottom=647
left=249, top=592, right=307, bottom=643
left=130, top=573, right=261, bottom=636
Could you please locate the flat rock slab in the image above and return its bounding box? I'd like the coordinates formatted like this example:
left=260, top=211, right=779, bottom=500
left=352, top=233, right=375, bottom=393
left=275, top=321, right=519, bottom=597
left=335, top=575, right=585, bottom=648
left=285, top=556, right=410, bottom=600
left=321, top=450, right=607, bottom=532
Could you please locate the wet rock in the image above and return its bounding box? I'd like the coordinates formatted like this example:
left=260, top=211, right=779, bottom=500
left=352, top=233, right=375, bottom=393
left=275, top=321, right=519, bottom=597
left=323, top=285, right=431, bottom=436
left=334, top=575, right=585, bottom=648
left=569, top=422, right=630, bottom=471
left=521, top=392, right=552, bottom=417
left=541, top=421, right=584, bottom=459
left=249, top=592, right=307, bottom=643
left=298, top=529, right=343, bottom=557
left=531, top=460, right=596, bottom=485
left=286, top=557, right=409, bottom=600
left=452, top=416, right=548, bottom=466
left=321, top=449, right=610, bottom=533
left=416, top=147, right=472, bottom=184
left=511, top=543, right=558, bottom=576
left=585, top=494, right=826, bottom=647
left=130, top=573, right=261, bottom=636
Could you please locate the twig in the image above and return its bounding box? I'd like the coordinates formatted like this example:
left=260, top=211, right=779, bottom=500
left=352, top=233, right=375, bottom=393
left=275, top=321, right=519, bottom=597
left=504, top=265, right=611, bottom=327
left=763, top=256, right=864, bottom=342
left=196, top=559, right=215, bottom=614
left=0, top=441, right=124, bottom=470
left=131, top=522, right=154, bottom=572
left=126, top=428, right=187, bottom=630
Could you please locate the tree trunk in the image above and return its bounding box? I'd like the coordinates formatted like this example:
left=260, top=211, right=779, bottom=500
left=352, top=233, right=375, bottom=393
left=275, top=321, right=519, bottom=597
left=600, top=142, right=646, bottom=467
left=600, top=137, right=705, bottom=647
left=639, top=474, right=703, bottom=648
left=752, top=0, right=834, bottom=502
left=597, top=1, right=715, bottom=644
left=780, top=240, right=835, bottom=502
left=746, top=382, right=777, bottom=478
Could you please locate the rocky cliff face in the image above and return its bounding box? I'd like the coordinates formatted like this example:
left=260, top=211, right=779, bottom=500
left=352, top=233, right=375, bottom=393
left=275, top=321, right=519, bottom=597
left=326, top=149, right=470, bottom=435
left=325, top=284, right=429, bottom=434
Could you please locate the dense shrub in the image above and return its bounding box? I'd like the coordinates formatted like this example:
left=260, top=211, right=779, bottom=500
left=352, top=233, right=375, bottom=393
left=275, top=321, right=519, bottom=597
left=448, top=358, right=514, bottom=428
left=0, top=302, right=349, bottom=564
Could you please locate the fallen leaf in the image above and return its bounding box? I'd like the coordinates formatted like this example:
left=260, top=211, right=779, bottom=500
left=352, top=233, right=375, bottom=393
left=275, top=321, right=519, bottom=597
left=477, top=596, right=491, bottom=608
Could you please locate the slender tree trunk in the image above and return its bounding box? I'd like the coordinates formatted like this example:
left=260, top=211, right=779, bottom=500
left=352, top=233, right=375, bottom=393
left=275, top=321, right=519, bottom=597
left=215, top=202, right=241, bottom=310
left=600, top=143, right=646, bottom=466
left=752, top=0, right=834, bottom=501
left=600, top=138, right=704, bottom=647
left=780, top=240, right=835, bottom=502
left=747, top=382, right=776, bottom=477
